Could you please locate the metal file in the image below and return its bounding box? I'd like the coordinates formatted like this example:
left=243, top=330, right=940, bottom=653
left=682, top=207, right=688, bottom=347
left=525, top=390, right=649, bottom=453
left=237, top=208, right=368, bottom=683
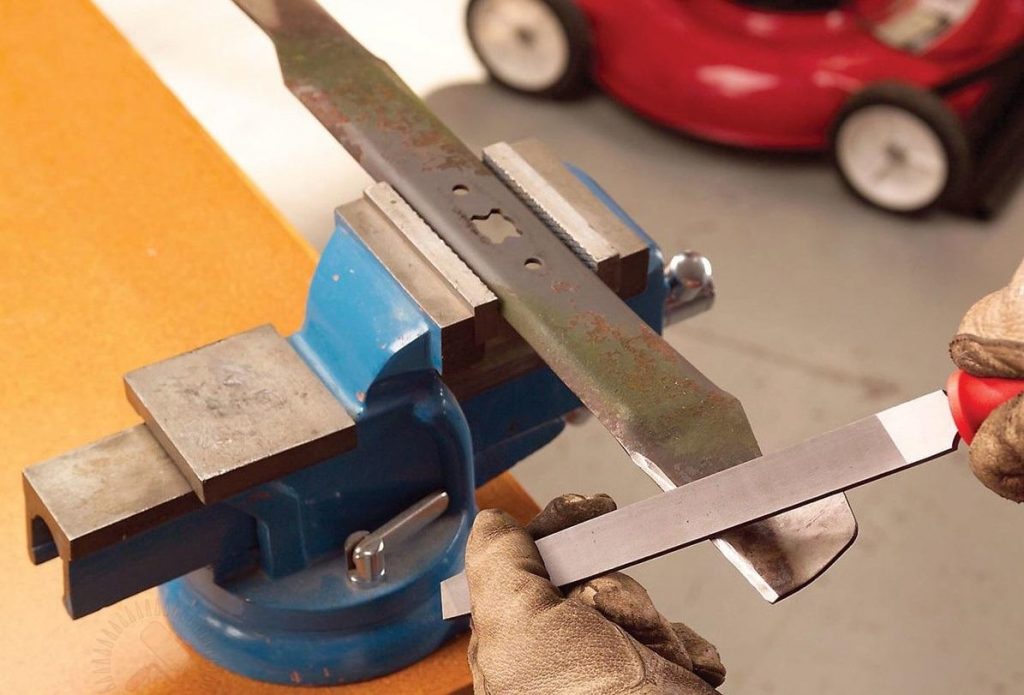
left=441, top=391, right=961, bottom=619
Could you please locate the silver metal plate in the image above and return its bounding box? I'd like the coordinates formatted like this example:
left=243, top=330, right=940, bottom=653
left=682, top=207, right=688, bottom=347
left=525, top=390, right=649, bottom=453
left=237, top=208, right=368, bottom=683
left=484, top=138, right=650, bottom=297
left=365, top=182, right=500, bottom=343
left=339, top=196, right=487, bottom=369
left=124, top=325, right=357, bottom=503
left=23, top=424, right=198, bottom=562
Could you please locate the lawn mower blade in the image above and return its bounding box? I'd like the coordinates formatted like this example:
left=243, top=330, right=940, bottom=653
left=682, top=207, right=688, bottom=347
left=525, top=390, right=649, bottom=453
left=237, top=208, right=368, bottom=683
left=230, top=0, right=857, bottom=602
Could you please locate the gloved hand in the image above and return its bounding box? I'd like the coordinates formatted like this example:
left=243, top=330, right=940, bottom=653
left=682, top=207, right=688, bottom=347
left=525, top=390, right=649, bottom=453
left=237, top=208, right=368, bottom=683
left=950, top=260, right=1024, bottom=502
left=465, top=493, right=725, bottom=694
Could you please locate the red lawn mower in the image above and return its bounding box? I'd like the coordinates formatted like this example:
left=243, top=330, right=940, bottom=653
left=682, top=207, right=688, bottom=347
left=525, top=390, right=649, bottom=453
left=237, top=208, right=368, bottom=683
left=467, top=0, right=1024, bottom=216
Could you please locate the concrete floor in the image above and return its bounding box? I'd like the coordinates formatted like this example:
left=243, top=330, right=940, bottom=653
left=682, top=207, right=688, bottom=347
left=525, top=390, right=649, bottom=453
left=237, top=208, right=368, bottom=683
left=98, top=3, right=1024, bottom=693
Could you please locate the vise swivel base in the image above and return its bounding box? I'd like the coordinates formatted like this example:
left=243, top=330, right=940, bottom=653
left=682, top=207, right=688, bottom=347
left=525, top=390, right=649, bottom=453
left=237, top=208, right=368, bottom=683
left=23, top=137, right=712, bottom=685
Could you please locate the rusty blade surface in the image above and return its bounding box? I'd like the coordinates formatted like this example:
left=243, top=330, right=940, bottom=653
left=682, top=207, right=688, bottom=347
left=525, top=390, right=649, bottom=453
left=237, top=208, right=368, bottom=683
left=231, top=0, right=856, bottom=600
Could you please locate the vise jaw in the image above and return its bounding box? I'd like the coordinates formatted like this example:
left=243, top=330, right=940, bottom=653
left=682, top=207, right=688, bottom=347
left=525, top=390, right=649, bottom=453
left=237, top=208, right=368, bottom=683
left=22, top=138, right=701, bottom=685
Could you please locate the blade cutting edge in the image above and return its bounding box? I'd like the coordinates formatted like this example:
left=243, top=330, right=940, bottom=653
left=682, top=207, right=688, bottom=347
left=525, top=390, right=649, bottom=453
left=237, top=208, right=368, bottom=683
left=441, top=391, right=959, bottom=619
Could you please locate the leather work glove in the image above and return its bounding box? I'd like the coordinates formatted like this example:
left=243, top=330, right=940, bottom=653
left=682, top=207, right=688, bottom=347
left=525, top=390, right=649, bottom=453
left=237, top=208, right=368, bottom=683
left=950, top=260, right=1024, bottom=502
left=465, top=493, right=725, bottom=694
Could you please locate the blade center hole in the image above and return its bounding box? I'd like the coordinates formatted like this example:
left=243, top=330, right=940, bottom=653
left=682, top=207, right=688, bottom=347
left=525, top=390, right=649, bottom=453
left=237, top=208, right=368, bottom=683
left=471, top=209, right=521, bottom=244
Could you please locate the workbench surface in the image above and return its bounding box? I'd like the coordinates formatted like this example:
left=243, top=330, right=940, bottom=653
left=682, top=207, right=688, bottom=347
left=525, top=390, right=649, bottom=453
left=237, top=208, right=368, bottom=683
left=0, top=3, right=536, bottom=692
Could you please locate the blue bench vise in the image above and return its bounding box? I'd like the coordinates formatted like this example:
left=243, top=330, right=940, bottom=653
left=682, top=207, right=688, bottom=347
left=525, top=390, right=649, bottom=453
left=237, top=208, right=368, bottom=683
left=22, top=137, right=713, bottom=685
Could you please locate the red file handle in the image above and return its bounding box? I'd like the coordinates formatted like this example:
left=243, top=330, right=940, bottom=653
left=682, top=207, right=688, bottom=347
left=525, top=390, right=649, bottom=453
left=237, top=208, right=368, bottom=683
left=946, top=370, right=1024, bottom=445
